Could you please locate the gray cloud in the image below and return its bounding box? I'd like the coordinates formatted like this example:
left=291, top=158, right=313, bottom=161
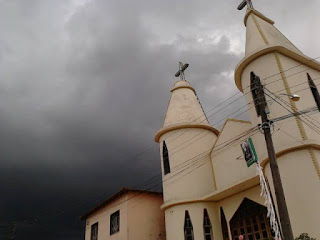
left=0, top=0, right=319, bottom=239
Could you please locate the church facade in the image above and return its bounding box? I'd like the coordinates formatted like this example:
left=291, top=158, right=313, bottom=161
left=155, top=6, right=320, bottom=240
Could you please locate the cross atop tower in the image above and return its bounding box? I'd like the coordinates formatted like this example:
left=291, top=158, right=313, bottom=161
left=237, top=0, right=254, bottom=10
left=175, top=62, right=189, bottom=80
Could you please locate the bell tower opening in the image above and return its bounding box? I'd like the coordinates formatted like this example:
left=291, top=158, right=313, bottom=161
left=230, top=198, right=274, bottom=240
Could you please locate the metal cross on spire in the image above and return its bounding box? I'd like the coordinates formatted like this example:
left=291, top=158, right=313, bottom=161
left=237, top=0, right=254, bottom=10
left=175, top=62, right=189, bottom=80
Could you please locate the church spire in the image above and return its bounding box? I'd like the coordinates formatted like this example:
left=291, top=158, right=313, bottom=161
left=155, top=63, right=218, bottom=142
left=162, top=80, right=208, bottom=128
left=240, top=4, right=301, bottom=57
left=234, top=3, right=320, bottom=92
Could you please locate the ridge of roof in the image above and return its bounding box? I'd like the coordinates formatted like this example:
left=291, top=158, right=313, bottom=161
left=80, top=187, right=162, bottom=220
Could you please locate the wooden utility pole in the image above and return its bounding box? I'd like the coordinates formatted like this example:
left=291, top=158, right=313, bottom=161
left=252, top=72, right=294, bottom=240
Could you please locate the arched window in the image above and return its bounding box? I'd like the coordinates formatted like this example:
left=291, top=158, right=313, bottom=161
left=184, top=211, right=194, bottom=240
left=203, top=209, right=213, bottom=240
left=307, top=73, right=320, bottom=111
left=162, top=141, right=170, bottom=175
left=220, top=208, right=229, bottom=240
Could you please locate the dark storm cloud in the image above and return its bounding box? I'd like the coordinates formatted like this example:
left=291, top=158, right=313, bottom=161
left=0, top=0, right=319, bottom=239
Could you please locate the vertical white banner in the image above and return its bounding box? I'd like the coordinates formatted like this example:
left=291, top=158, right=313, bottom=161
left=256, top=162, right=282, bottom=240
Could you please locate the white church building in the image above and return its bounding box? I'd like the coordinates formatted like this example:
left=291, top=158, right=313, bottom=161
left=82, top=5, right=320, bottom=240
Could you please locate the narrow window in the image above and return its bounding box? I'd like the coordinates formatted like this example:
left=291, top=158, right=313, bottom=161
left=203, top=209, right=213, bottom=240
left=184, top=211, right=194, bottom=240
left=162, top=141, right=170, bottom=174
left=110, top=210, right=120, bottom=235
left=250, top=72, right=261, bottom=116
left=307, top=73, right=320, bottom=111
left=220, top=208, right=229, bottom=240
left=91, top=222, right=98, bottom=240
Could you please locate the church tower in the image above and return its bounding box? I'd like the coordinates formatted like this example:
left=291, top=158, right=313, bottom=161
left=154, top=4, right=320, bottom=240
left=235, top=5, right=320, bottom=238
left=155, top=72, right=219, bottom=239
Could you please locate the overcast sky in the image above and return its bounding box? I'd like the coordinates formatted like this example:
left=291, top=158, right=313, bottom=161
left=0, top=0, right=319, bottom=239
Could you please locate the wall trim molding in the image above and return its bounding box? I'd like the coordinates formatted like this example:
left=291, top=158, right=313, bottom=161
left=234, top=45, right=320, bottom=92
left=155, top=123, right=219, bottom=142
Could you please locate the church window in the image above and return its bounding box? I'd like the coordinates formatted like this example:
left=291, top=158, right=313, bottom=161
left=184, top=210, right=194, bottom=240
left=162, top=141, right=171, bottom=175
left=91, top=222, right=98, bottom=240
left=220, top=208, right=229, bottom=240
left=307, top=73, right=320, bottom=111
left=110, top=210, right=120, bottom=235
left=203, top=209, right=213, bottom=240
left=250, top=71, right=261, bottom=116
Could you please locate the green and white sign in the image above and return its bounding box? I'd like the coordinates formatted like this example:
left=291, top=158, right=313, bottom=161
left=240, top=137, right=258, bottom=167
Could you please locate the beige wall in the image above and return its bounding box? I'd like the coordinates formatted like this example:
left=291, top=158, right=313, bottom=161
left=277, top=53, right=320, bottom=141
left=164, top=186, right=266, bottom=240
left=164, top=202, right=221, bottom=240
left=265, top=150, right=320, bottom=239
left=160, top=127, right=217, bottom=203
left=85, top=194, right=129, bottom=240
left=219, top=186, right=265, bottom=239
left=84, top=193, right=165, bottom=240
left=211, top=120, right=257, bottom=190
left=127, top=192, right=165, bottom=240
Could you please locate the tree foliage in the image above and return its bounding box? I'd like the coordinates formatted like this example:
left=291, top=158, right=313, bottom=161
left=295, top=233, right=316, bottom=240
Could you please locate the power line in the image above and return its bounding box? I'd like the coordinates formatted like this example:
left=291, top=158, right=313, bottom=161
left=0, top=95, right=267, bottom=229
left=3, top=56, right=319, bottom=232
left=164, top=58, right=320, bottom=149
left=262, top=56, right=320, bottom=82
left=0, top=100, right=256, bottom=228
left=0, top=125, right=259, bottom=229
left=134, top=55, right=320, bottom=161
left=265, top=87, right=320, bottom=131
left=264, top=89, right=320, bottom=136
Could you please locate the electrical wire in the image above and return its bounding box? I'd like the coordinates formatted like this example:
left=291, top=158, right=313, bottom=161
left=130, top=56, right=320, bottom=162
left=3, top=56, right=319, bottom=232
left=265, top=87, right=320, bottom=130
left=264, top=89, right=320, bottom=136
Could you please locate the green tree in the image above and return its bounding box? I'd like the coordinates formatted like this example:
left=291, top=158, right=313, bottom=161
left=295, top=233, right=316, bottom=240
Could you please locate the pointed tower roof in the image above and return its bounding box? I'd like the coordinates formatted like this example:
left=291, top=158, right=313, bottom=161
left=155, top=80, right=219, bottom=142
left=163, top=80, right=207, bottom=127
left=243, top=8, right=301, bottom=56
left=235, top=8, right=320, bottom=91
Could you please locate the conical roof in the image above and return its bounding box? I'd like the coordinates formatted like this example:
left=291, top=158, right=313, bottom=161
left=243, top=8, right=301, bottom=56
left=155, top=80, right=219, bottom=142
left=163, top=80, right=208, bottom=127
left=235, top=8, right=320, bottom=92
